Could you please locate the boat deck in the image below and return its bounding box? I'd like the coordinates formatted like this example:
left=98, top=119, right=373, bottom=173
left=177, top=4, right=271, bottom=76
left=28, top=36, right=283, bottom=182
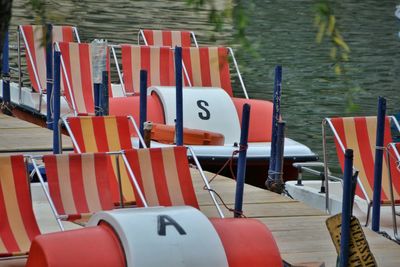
left=0, top=113, right=399, bottom=267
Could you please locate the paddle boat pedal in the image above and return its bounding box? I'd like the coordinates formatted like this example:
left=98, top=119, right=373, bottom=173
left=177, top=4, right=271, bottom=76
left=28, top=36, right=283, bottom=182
left=25, top=206, right=283, bottom=267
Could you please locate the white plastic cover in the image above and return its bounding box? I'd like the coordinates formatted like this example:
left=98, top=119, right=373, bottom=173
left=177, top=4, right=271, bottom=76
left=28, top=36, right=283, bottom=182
left=91, top=39, right=108, bottom=83
left=149, top=86, right=241, bottom=144
left=87, top=206, right=229, bottom=267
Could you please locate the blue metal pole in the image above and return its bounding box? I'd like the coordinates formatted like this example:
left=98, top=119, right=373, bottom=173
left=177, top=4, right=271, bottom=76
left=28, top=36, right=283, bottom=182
left=2, top=30, right=10, bottom=103
left=267, top=65, right=282, bottom=185
left=273, top=121, right=286, bottom=192
left=101, top=70, right=109, bottom=115
left=46, top=24, right=53, bottom=129
left=175, top=46, right=183, bottom=146
left=372, top=96, right=387, bottom=232
left=94, top=83, right=100, bottom=116
left=53, top=51, right=61, bottom=154
left=339, top=149, right=354, bottom=267
left=139, top=70, right=148, bottom=148
left=234, top=103, right=251, bottom=218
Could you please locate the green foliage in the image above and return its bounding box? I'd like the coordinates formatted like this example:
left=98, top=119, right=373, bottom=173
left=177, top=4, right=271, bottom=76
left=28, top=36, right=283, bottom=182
left=314, top=1, right=350, bottom=76
left=29, top=0, right=47, bottom=24
left=314, top=0, right=361, bottom=113
left=186, top=0, right=253, bottom=52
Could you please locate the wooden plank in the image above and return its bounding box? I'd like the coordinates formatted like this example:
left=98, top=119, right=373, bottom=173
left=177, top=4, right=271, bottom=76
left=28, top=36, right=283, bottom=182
left=0, top=113, right=41, bottom=129
left=192, top=170, right=297, bottom=205
left=0, top=115, right=72, bottom=152
left=259, top=216, right=330, bottom=231
left=200, top=201, right=325, bottom=218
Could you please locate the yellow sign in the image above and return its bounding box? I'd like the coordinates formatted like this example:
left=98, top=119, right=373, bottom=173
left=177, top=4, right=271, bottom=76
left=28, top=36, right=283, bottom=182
left=326, top=214, right=377, bottom=267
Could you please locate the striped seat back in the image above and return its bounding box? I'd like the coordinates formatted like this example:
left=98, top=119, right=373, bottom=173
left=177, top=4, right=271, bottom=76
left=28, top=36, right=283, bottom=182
left=67, top=116, right=135, bottom=205
left=124, top=147, right=199, bottom=209
left=58, top=42, right=100, bottom=115
left=43, top=153, right=114, bottom=221
left=181, top=47, right=233, bottom=96
left=120, top=45, right=175, bottom=94
left=0, top=155, right=41, bottom=257
left=141, top=29, right=194, bottom=47
left=19, top=25, right=76, bottom=93
left=329, top=116, right=400, bottom=202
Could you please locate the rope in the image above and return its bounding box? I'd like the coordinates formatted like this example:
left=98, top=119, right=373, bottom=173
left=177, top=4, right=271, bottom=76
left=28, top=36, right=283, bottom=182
left=201, top=144, right=249, bottom=217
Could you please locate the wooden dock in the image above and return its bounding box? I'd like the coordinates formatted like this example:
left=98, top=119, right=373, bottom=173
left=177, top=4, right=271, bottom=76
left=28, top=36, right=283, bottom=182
left=0, top=113, right=399, bottom=267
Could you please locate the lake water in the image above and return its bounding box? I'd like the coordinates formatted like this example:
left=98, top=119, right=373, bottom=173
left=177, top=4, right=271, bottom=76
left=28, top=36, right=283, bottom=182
left=8, top=0, right=400, bottom=171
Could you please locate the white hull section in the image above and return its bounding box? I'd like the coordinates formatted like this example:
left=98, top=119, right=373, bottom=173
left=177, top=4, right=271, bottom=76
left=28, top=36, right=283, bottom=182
left=286, top=180, right=399, bottom=239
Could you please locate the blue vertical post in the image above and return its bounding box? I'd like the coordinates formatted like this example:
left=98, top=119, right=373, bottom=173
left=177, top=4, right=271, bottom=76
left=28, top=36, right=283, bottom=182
left=94, top=83, right=100, bottom=116
left=53, top=51, right=61, bottom=154
left=274, top=121, right=286, bottom=192
left=372, top=97, right=387, bottom=232
left=139, top=70, right=148, bottom=148
left=234, top=103, right=251, bottom=218
left=267, top=65, right=282, bottom=186
left=2, top=30, right=10, bottom=103
left=339, top=149, right=354, bottom=267
left=175, top=46, right=183, bottom=146
left=100, top=70, right=109, bottom=115
left=46, top=24, right=53, bottom=129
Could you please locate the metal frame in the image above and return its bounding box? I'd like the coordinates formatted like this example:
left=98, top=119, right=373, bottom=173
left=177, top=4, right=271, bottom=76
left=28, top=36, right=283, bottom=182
left=322, top=116, right=400, bottom=223
left=138, top=29, right=199, bottom=47
left=385, top=143, right=400, bottom=241
left=30, top=156, right=65, bottom=230
left=227, top=47, right=249, bottom=99
left=17, top=25, right=80, bottom=114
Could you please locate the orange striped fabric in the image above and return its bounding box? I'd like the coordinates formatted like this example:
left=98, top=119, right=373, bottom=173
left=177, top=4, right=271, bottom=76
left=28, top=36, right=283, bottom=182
left=20, top=25, right=75, bottom=93
left=181, top=47, right=233, bottom=96
left=142, top=29, right=193, bottom=47
left=67, top=116, right=135, bottom=205
left=58, top=42, right=98, bottom=115
left=120, top=45, right=175, bottom=94
left=43, top=153, right=114, bottom=222
left=329, top=116, right=400, bottom=202
left=124, top=147, right=199, bottom=208
left=0, top=155, right=41, bottom=257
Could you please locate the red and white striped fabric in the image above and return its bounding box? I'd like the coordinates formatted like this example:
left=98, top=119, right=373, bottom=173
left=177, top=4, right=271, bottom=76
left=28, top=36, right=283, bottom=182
left=181, top=47, right=233, bottom=96
left=0, top=155, right=41, bottom=257
left=58, top=42, right=96, bottom=114
left=19, top=25, right=76, bottom=93
left=66, top=116, right=136, bottom=205
left=43, top=153, right=114, bottom=223
left=141, top=29, right=193, bottom=47
left=329, top=116, right=400, bottom=203
left=120, top=45, right=175, bottom=95
left=124, top=147, right=199, bottom=208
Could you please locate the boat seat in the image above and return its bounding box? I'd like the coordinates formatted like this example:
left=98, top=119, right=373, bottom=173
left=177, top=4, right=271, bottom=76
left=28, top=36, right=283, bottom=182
left=62, top=115, right=141, bottom=206
left=56, top=41, right=110, bottom=115
left=114, top=44, right=175, bottom=96
left=325, top=116, right=400, bottom=227
left=0, top=155, right=41, bottom=258
left=122, top=146, right=224, bottom=217
left=19, top=25, right=80, bottom=94
left=32, top=153, right=114, bottom=227
left=138, top=29, right=198, bottom=47
left=181, top=46, right=249, bottom=98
